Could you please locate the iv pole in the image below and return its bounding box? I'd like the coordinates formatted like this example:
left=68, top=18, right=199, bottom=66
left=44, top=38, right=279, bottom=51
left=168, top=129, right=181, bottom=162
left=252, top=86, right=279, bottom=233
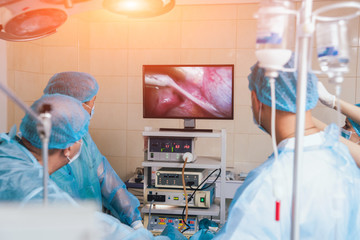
left=0, top=80, right=51, bottom=205
left=292, top=1, right=360, bottom=239
left=291, top=0, right=313, bottom=239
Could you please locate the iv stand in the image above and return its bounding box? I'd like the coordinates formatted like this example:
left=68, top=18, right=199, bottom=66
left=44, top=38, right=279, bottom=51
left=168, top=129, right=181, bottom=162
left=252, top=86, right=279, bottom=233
left=0, top=80, right=51, bottom=205
left=292, top=0, right=313, bottom=239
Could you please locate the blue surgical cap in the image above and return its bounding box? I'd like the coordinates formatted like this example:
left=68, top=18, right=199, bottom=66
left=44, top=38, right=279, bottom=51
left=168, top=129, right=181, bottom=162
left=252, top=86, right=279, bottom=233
left=20, top=94, right=90, bottom=149
left=43, top=72, right=99, bottom=103
left=248, top=56, right=319, bottom=113
left=348, top=103, right=360, bottom=137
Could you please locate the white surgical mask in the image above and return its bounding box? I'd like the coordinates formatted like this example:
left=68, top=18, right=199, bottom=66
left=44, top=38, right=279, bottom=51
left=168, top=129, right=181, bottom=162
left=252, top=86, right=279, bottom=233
left=84, top=103, right=95, bottom=119
left=90, top=105, right=95, bottom=118
left=67, top=141, right=82, bottom=164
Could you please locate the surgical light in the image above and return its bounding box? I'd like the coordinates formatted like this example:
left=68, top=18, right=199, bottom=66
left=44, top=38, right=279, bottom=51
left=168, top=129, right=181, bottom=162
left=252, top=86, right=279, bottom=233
left=103, top=0, right=175, bottom=18
left=0, top=0, right=19, bottom=7
left=0, top=1, right=69, bottom=41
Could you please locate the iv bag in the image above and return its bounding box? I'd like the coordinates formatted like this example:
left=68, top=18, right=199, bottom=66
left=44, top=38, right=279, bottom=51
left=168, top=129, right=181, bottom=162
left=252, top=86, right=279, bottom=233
left=316, top=20, right=350, bottom=74
left=255, top=0, right=296, bottom=71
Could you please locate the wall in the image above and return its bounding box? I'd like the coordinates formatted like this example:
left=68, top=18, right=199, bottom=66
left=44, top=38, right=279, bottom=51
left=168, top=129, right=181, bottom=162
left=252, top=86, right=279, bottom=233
left=6, top=1, right=360, bottom=180
left=0, top=40, right=6, bottom=132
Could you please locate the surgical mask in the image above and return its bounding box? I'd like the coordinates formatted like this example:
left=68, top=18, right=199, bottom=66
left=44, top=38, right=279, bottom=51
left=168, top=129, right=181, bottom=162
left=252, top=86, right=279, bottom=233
left=341, top=128, right=353, bottom=140
left=84, top=103, right=95, bottom=119
left=253, top=102, right=266, bottom=133
left=67, top=141, right=82, bottom=164
left=90, top=105, right=95, bottom=117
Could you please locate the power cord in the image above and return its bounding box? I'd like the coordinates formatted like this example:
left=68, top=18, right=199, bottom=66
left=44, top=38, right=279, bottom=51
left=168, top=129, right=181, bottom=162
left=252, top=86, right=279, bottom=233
left=179, top=154, right=189, bottom=232
left=147, top=199, right=155, bottom=230
left=181, top=168, right=221, bottom=233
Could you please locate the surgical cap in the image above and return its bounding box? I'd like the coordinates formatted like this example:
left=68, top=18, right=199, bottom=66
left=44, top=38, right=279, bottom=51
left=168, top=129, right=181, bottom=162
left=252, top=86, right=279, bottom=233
left=248, top=56, right=318, bottom=113
left=20, top=94, right=90, bottom=149
left=43, top=72, right=99, bottom=103
left=348, top=103, right=360, bottom=137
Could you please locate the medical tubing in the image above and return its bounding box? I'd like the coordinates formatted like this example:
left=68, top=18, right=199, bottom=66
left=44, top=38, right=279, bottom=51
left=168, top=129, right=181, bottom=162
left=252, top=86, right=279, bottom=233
left=270, top=77, right=281, bottom=222
left=180, top=156, right=189, bottom=232
left=335, top=84, right=342, bottom=132
left=269, top=78, right=279, bottom=162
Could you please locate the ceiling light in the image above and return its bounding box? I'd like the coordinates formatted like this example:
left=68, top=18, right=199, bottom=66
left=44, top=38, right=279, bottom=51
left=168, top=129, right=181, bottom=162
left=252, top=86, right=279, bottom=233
left=103, top=0, right=175, bottom=18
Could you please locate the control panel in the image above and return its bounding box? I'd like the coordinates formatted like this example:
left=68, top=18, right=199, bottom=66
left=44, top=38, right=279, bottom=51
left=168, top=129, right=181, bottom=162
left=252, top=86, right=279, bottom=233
left=144, top=214, right=198, bottom=235
left=155, top=168, right=207, bottom=189
left=148, top=137, right=194, bottom=162
left=144, top=184, right=214, bottom=208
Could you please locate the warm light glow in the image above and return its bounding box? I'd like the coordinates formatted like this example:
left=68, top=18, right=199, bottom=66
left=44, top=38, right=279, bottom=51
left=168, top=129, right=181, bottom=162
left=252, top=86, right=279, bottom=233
left=118, top=0, right=141, bottom=11
left=103, top=0, right=175, bottom=18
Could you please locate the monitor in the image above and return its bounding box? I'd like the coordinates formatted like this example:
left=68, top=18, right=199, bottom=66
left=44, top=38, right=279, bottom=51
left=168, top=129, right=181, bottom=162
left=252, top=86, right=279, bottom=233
left=143, top=65, right=234, bottom=129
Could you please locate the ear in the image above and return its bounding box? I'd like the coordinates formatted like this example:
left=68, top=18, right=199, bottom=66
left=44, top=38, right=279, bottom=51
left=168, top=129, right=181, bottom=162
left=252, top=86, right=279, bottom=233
left=63, top=146, right=71, bottom=158
left=251, top=90, right=260, bottom=112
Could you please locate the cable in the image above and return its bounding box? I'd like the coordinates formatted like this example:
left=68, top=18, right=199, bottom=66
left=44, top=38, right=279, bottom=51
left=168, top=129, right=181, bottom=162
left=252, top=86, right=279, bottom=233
left=181, top=168, right=221, bottom=233
left=179, top=155, right=189, bottom=232
left=147, top=199, right=155, bottom=230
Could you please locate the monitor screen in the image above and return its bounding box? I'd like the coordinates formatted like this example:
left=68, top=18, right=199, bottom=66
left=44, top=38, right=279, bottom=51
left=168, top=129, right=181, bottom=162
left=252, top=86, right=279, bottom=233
left=143, top=65, right=234, bottom=119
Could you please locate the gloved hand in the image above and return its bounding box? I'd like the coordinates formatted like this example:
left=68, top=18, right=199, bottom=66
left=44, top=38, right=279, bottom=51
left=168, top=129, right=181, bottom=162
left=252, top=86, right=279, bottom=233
left=131, top=220, right=144, bottom=230
left=318, top=81, right=336, bottom=109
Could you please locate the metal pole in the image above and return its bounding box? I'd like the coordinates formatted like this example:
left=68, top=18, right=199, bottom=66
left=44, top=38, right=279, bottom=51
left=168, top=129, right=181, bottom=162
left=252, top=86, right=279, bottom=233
left=0, top=80, right=51, bottom=205
left=0, top=81, right=40, bottom=122
left=291, top=0, right=313, bottom=239
left=41, top=137, right=49, bottom=205
left=38, top=113, right=52, bottom=206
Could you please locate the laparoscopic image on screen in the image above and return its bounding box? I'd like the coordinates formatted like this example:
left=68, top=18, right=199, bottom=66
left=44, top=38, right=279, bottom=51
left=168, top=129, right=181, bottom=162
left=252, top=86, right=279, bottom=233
left=143, top=65, right=234, bottom=119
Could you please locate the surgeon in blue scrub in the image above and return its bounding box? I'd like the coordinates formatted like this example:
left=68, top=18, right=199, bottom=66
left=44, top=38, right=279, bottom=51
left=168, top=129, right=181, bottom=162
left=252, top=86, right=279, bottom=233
left=0, top=94, right=89, bottom=203
left=0, top=94, right=171, bottom=240
left=43, top=72, right=143, bottom=229
left=215, top=59, right=360, bottom=239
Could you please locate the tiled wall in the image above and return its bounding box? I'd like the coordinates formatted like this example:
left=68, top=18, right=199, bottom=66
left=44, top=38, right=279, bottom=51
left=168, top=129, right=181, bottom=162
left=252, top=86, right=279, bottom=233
left=0, top=39, right=6, bottom=132
left=6, top=1, right=360, bottom=180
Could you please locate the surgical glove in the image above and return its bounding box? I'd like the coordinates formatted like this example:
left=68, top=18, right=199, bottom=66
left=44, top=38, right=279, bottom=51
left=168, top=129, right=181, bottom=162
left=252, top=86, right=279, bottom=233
left=131, top=220, right=144, bottom=230
left=318, top=81, right=336, bottom=109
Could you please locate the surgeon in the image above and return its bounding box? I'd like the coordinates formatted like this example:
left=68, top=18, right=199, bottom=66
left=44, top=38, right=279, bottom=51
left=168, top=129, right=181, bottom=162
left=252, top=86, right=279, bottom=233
left=0, top=94, right=89, bottom=202
left=318, top=81, right=360, bottom=144
left=0, top=94, right=170, bottom=240
left=215, top=58, right=360, bottom=239
left=43, top=71, right=143, bottom=229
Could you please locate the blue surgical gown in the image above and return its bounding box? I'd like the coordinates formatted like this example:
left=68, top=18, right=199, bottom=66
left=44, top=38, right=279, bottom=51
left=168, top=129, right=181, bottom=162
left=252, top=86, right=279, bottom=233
left=50, top=132, right=141, bottom=226
left=0, top=132, right=74, bottom=203
left=215, top=124, right=360, bottom=239
left=0, top=132, right=168, bottom=240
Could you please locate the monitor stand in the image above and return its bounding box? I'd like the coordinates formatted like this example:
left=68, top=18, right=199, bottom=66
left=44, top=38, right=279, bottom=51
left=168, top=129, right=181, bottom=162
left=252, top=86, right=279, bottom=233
left=159, top=119, right=213, bottom=132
